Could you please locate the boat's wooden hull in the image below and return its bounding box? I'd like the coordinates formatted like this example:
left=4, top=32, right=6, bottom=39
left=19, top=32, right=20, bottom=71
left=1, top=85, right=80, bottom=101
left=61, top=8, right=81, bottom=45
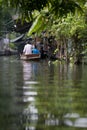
left=20, top=54, right=41, bottom=60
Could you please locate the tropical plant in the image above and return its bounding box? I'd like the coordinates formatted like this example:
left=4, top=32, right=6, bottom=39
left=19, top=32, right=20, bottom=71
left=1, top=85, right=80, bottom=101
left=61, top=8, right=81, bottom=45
left=0, top=0, right=85, bottom=20
left=1, top=0, right=87, bottom=63
left=0, top=6, right=14, bottom=37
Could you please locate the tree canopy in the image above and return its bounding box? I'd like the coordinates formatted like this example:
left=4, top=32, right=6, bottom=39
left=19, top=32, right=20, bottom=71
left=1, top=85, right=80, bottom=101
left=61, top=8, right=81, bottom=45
left=0, top=0, right=85, bottom=20
left=0, top=0, right=87, bottom=63
left=0, top=5, right=14, bottom=37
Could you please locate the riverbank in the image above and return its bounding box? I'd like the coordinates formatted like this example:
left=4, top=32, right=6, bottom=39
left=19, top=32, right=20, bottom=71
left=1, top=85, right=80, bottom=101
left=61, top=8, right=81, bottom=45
left=0, top=49, right=18, bottom=56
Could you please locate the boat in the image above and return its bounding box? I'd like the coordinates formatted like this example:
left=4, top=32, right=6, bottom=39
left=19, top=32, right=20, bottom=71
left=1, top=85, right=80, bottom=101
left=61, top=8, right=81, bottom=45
left=20, top=54, right=41, bottom=60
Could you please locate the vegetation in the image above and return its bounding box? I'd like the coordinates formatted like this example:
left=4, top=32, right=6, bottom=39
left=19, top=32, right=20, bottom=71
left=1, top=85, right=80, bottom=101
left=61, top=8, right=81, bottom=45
left=0, top=0, right=84, bottom=19
left=0, top=6, right=14, bottom=37
left=0, top=0, right=87, bottom=64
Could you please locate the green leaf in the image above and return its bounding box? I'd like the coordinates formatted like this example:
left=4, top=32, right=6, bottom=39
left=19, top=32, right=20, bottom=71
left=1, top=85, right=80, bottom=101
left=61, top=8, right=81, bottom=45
left=27, top=14, right=43, bottom=36
left=27, top=11, right=48, bottom=36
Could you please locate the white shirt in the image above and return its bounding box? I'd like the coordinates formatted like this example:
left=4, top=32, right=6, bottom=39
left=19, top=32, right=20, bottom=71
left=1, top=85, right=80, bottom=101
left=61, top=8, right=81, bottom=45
left=23, top=44, right=33, bottom=55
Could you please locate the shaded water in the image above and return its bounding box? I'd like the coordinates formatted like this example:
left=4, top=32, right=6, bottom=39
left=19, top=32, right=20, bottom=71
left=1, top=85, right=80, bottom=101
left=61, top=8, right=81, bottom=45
left=0, top=56, right=87, bottom=130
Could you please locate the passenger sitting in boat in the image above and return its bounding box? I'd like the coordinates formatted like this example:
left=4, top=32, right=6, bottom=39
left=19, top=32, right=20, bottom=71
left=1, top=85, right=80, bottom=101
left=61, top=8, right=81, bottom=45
left=23, top=41, right=33, bottom=55
left=32, top=45, right=40, bottom=54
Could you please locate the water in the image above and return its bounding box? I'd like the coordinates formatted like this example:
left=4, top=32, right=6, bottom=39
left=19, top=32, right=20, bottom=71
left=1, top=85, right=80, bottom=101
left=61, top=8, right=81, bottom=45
left=0, top=56, right=87, bottom=130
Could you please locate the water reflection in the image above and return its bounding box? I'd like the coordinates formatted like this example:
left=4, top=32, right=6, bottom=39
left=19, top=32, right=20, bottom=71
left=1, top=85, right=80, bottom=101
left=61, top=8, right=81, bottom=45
left=23, top=61, right=32, bottom=80
left=21, top=61, right=87, bottom=129
left=22, top=61, right=39, bottom=130
left=74, top=118, right=87, bottom=127
left=0, top=57, right=87, bottom=130
left=0, top=56, right=24, bottom=130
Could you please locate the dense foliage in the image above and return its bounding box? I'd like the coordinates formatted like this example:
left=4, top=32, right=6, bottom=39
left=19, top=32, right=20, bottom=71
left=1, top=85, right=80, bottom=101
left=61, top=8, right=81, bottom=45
left=0, top=6, right=14, bottom=37
left=0, top=0, right=87, bottom=63
left=0, top=0, right=85, bottom=20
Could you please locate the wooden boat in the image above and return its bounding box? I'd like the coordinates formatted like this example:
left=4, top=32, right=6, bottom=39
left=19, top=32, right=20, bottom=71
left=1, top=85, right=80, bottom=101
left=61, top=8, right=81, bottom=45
left=20, top=54, right=41, bottom=60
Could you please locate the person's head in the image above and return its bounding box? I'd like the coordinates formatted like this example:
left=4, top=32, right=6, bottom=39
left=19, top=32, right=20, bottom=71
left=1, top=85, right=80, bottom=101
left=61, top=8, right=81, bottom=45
left=34, top=45, right=37, bottom=49
left=26, top=41, right=30, bottom=44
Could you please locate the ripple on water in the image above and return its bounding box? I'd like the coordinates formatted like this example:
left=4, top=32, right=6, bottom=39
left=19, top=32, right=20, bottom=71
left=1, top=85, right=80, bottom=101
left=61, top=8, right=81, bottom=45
left=23, top=91, right=37, bottom=96
left=74, top=118, right=87, bottom=128
left=23, top=97, right=35, bottom=102
left=64, top=114, right=87, bottom=128
left=24, top=81, right=39, bottom=85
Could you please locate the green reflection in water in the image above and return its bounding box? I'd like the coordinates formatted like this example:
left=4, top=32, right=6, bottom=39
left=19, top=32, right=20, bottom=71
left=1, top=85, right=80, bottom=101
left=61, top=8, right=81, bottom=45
left=0, top=57, right=87, bottom=130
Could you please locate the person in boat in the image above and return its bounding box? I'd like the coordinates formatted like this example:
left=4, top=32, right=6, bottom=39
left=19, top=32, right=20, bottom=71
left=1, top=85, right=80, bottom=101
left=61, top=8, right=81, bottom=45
left=32, top=45, right=40, bottom=54
left=23, top=41, right=33, bottom=55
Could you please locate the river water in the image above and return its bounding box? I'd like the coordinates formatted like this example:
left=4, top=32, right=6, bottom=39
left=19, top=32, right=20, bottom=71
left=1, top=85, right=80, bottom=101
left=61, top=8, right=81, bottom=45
left=0, top=56, right=87, bottom=130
